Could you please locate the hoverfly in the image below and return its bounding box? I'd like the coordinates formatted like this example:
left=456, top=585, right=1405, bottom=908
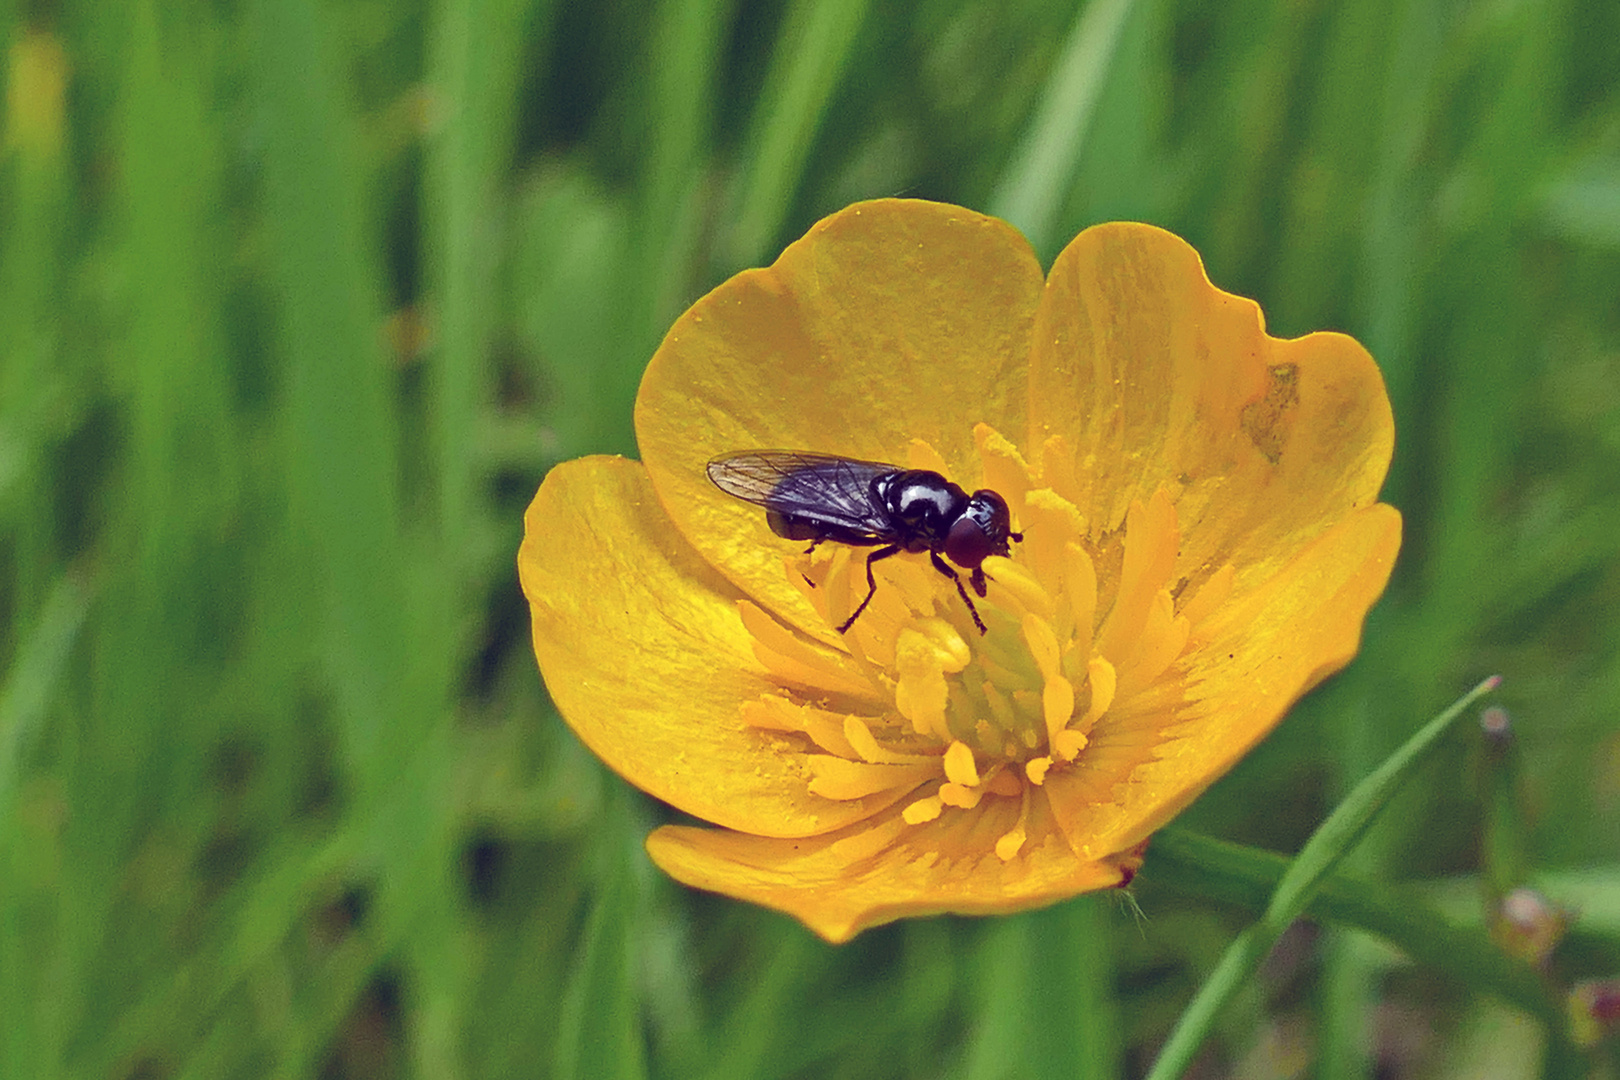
left=706, top=451, right=1022, bottom=634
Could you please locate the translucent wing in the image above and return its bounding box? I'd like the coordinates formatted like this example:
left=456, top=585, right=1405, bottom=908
left=706, top=451, right=897, bottom=536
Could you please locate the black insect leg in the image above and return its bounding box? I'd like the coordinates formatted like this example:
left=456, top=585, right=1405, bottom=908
left=930, top=552, right=988, bottom=635
left=835, top=544, right=900, bottom=634
left=969, top=566, right=988, bottom=598
left=799, top=538, right=825, bottom=588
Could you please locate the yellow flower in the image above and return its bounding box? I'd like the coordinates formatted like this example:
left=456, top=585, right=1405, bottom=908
left=519, top=199, right=1399, bottom=943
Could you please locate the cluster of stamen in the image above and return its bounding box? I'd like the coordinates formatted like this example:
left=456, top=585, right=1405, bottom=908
left=739, top=425, right=1235, bottom=861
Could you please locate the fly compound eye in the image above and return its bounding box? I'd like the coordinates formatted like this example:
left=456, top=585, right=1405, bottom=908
left=969, top=490, right=1012, bottom=534
left=944, top=515, right=994, bottom=568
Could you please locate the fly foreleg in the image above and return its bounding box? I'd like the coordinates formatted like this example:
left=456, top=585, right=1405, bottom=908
left=930, top=552, right=988, bottom=635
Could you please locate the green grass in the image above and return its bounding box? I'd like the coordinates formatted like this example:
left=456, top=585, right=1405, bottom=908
left=3, top=0, right=1619, bottom=1076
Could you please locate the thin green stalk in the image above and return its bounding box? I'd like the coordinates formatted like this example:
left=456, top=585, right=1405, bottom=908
left=1143, top=677, right=1511, bottom=1080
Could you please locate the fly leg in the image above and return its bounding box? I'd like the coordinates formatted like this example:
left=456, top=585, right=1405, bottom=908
left=836, top=544, right=900, bottom=634
left=800, top=537, right=824, bottom=588
left=930, top=552, right=988, bottom=635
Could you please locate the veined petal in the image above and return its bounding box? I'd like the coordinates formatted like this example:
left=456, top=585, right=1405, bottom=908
left=646, top=796, right=1139, bottom=944
left=519, top=457, right=894, bottom=838
left=1071, top=503, right=1402, bottom=855
left=1028, top=223, right=1394, bottom=594
left=637, top=199, right=1044, bottom=641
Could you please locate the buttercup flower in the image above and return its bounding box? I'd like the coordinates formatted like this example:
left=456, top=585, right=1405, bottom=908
left=520, top=199, right=1399, bottom=943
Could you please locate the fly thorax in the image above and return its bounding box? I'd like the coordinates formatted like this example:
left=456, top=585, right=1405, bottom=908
left=880, top=471, right=968, bottom=543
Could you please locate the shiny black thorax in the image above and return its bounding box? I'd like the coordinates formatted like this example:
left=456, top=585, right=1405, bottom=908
left=872, top=471, right=969, bottom=552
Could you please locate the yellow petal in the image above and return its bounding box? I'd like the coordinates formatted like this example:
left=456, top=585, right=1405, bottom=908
left=637, top=199, right=1045, bottom=641
left=1029, top=223, right=1393, bottom=591
left=1069, top=503, right=1402, bottom=855
left=646, top=796, right=1138, bottom=943
left=519, top=457, right=896, bottom=838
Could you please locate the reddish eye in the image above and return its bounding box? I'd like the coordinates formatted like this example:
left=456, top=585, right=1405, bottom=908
left=945, top=517, right=993, bottom=568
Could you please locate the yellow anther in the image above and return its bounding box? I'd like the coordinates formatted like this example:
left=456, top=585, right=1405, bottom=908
left=943, top=740, right=980, bottom=786
left=974, top=423, right=1034, bottom=516
left=807, top=756, right=938, bottom=800
left=1021, top=488, right=1086, bottom=588
left=1053, top=728, right=1088, bottom=762
left=902, top=795, right=944, bottom=824
left=894, top=627, right=952, bottom=740
left=1064, top=541, right=1098, bottom=658
left=1082, top=657, right=1117, bottom=729
left=1043, top=677, right=1076, bottom=743
left=1097, top=488, right=1179, bottom=664
left=741, top=696, right=805, bottom=731
left=995, top=790, right=1033, bottom=861
left=843, top=715, right=932, bottom=765
left=988, top=558, right=1055, bottom=620
left=1023, top=487, right=1085, bottom=532
left=1021, top=614, right=1062, bottom=680
left=913, top=616, right=972, bottom=672
left=1118, top=589, right=1191, bottom=698
left=738, top=601, right=874, bottom=700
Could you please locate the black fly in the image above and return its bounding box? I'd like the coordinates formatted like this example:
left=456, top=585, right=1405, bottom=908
left=706, top=451, right=1022, bottom=635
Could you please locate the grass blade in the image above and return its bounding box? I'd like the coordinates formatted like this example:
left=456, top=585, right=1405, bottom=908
left=1144, top=829, right=1567, bottom=1033
left=1144, top=676, right=1502, bottom=1080
left=426, top=0, right=548, bottom=559
left=989, top=0, right=1138, bottom=254
left=0, top=573, right=88, bottom=809
left=721, top=0, right=871, bottom=269
left=553, top=791, right=651, bottom=1080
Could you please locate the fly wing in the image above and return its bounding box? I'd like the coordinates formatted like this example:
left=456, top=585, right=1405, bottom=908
left=706, top=451, right=895, bottom=535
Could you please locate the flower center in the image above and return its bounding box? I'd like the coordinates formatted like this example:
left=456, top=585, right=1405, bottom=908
left=736, top=424, right=1235, bottom=860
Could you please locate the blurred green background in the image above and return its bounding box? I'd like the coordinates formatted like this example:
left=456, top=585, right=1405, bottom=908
left=3, top=0, right=1619, bottom=1076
